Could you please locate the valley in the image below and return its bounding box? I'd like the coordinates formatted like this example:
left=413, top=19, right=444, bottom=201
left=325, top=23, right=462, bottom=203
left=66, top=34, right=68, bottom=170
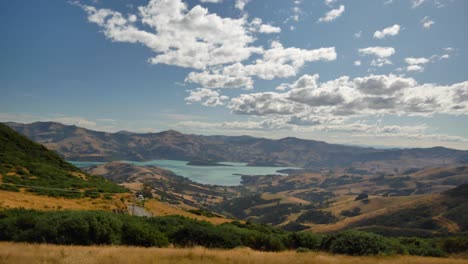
left=1, top=121, right=468, bottom=259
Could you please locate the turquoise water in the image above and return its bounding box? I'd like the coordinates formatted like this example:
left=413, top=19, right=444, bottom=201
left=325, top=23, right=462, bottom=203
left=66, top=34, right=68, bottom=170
left=69, top=160, right=298, bottom=186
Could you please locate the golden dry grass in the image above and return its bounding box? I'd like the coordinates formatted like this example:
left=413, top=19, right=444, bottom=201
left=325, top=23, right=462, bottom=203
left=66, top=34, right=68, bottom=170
left=0, top=190, right=126, bottom=211
left=310, top=193, right=442, bottom=233
left=0, top=242, right=467, bottom=264
left=0, top=190, right=231, bottom=225
left=144, top=199, right=232, bottom=225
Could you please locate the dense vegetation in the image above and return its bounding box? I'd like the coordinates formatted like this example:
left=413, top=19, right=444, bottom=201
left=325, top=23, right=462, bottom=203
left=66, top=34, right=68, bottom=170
left=0, top=123, right=127, bottom=197
left=1, top=209, right=467, bottom=256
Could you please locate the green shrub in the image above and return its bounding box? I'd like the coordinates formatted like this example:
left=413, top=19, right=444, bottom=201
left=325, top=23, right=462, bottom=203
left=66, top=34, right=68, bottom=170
left=322, top=230, right=391, bottom=256
left=122, top=222, right=169, bottom=247
left=398, top=237, right=446, bottom=257
left=438, top=236, right=468, bottom=254
left=286, top=232, right=322, bottom=250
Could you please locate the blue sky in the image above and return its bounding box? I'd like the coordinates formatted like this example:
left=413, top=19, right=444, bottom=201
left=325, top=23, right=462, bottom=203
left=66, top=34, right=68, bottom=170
left=0, top=0, right=467, bottom=149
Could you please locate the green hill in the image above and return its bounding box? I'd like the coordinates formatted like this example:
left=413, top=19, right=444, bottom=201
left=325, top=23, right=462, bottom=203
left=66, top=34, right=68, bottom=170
left=0, top=123, right=127, bottom=198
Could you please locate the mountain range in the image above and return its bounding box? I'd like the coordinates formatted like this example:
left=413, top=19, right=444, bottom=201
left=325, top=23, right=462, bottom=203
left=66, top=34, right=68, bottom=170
left=5, top=122, right=468, bottom=173
left=1, top=121, right=468, bottom=237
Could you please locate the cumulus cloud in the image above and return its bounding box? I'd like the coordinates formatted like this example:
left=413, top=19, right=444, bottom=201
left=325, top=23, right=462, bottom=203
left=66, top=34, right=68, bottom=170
left=221, top=41, right=336, bottom=80
left=407, top=65, right=424, bottom=72
left=79, top=0, right=336, bottom=95
left=235, top=0, right=251, bottom=10
left=359, top=47, right=395, bottom=67
left=318, top=5, right=345, bottom=23
left=78, top=0, right=270, bottom=70
left=404, top=57, right=430, bottom=72
left=259, top=24, right=282, bottom=34
left=230, top=92, right=306, bottom=115
left=185, top=88, right=229, bottom=106
left=373, top=24, right=400, bottom=39
left=228, top=74, right=468, bottom=120
left=359, top=47, right=395, bottom=58
left=248, top=18, right=281, bottom=34
left=185, top=71, right=254, bottom=89
left=404, top=51, right=452, bottom=73
left=421, top=16, right=435, bottom=29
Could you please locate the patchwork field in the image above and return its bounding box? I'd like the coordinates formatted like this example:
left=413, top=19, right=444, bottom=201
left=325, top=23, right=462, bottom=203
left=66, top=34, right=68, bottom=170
left=0, top=243, right=467, bottom=264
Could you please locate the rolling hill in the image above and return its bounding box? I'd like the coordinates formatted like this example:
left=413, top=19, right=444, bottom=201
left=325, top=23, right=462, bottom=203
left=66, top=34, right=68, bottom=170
left=0, top=123, right=233, bottom=224
left=0, top=122, right=127, bottom=197
left=5, top=122, right=468, bottom=173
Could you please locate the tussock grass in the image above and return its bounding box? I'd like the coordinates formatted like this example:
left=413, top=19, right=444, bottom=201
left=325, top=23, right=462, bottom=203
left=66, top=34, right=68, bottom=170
left=0, top=242, right=467, bottom=264
left=0, top=190, right=126, bottom=211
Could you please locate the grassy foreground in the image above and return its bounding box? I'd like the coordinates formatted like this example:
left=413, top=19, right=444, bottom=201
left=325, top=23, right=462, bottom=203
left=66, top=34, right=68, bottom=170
left=0, top=243, right=467, bottom=264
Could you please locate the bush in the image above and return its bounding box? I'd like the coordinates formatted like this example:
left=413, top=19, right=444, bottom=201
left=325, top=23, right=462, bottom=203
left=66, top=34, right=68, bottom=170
left=322, top=230, right=391, bottom=256
left=0, top=209, right=463, bottom=256
left=171, top=223, right=242, bottom=249
left=399, top=237, right=446, bottom=257
left=286, top=232, right=322, bottom=250
left=122, top=222, right=169, bottom=247
left=438, top=236, right=468, bottom=254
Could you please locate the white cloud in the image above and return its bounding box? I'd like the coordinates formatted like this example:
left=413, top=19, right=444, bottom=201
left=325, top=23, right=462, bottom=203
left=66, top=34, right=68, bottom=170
left=371, top=58, right=392, bottom=67
left=359, top=47, right=395, bottom=67
left=200, top=0, right=222, bottom=3
left=354, top=60, right=362, bottom=66
left=373, top=24, right=400, bottom=39
left=79, top=0, right=266, bottom=70
left=421, top=16, right=435, bottom=29
left=230, top=92, right=306, bottom=115
left=249, top=18, right=281, bottom=34
left=185, top=88, right=229, bottom=106
left=318, top=5, right=345, bottom=23
left=235, top=0, right=251, bottom=10
left=78, top=0, right=336, bottom=92
left=407, top=65, right=424, bottom=72
left=227, top=74, right=468, bottom=120
left=404, top=54, right=449, bottom=72
left=185, top=71, right=254, bottom=89
left=359, top=47, right=395, bottom=58
left=259, top=24, right=281, bottom=34
left=405, top=57, right=430, bottom=72
left=405, top=57, right=430, bottom=65
left=222, top=41, right=336, bottom=80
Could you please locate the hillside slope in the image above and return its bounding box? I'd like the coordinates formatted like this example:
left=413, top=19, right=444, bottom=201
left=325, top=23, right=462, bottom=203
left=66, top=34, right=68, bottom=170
left=0, top=123, right=126, bottom=197
left=308, top=184, right=468, bottom=236
left=6, top=121, right=468, bottom=172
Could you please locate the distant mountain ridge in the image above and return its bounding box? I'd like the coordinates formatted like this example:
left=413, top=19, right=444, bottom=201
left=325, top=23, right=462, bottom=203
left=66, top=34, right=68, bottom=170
left=5, top=121, right=468, bottom=171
